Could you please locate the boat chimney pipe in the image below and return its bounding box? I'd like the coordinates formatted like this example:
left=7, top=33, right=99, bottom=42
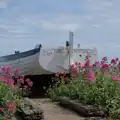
left=78, top=44, right=80, bottom=48
left=66, top=41, right=69, bottom=50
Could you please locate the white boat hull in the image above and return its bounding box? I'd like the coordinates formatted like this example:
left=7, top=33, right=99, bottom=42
left=39, top=47, right=98, bottom=74
left=0, top=45, right=98, bottom=76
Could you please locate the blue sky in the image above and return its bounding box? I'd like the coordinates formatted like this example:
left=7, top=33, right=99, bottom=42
left=0, top=0, right=120, bottom=59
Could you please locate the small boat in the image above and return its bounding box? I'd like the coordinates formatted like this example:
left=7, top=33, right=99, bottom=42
left=0, top=32, right=98, bottom=75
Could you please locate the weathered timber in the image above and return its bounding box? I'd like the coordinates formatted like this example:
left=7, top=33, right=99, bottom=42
left=84, top=117, right=108, bottom=120
left=18, top=97, right=44, bottom=120
left=59, top=97, right=107, bottom=117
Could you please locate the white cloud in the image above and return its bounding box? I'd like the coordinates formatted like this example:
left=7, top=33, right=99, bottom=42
left=40, top=20, right=81, bottom=31
left=84, top=15, right=93, bottom=21
left=91, top=24, right=101, bottom=28
left=0, top=0, right=7, bottom=8
left=0, top=0, right=120, bottom=58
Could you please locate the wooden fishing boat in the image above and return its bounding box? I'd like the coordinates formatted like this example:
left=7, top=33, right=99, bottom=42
left=0, top=44, right=43, bottom=75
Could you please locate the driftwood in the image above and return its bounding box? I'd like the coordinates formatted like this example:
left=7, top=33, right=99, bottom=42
left=18, top=97, right=44, bottom=120
left=59, top=97, right=107, bottom=117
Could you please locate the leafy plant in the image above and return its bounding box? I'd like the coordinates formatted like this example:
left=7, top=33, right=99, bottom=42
left=0, top=66, right=33, bottom=119
left=47, top=56, right=120, bottom=119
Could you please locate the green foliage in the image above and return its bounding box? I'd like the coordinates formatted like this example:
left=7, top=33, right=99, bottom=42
left=47, top=56, right=120, bottom=119
left=47, top=76, right=120, bottom=119
left=0, top=83, right=16, bottom=119
left=0, top=66, right=33, bottom=119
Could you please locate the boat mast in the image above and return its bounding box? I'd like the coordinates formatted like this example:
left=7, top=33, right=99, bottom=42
left=69, top=31, right=74, bottom=73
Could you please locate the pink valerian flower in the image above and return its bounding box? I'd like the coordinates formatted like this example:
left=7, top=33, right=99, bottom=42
left=4, top=118, right=9, bottom=120
left=102, top=57, right=107, bottom=62
left=118, top=61, right=120, bottom=65
left=71, top=63, right=78, bottom=73
left=71, top=64, right=75, bottom=69
left=111, top=59, right=116, bottom=64
left=6, top=78, right=14, bottom=86
left=56, top=72, right=60, bottom=77
left=116, top=58, right=119, bottom=61
left=95, top=61, right=100, bottom=66
left=1, top=66, right=7, bottom=71
left=27, top=81, right=33, bottom=87
left=112, top=76, right=120, bottom=81
left=78, top=62, right=84, bottom=69
left=17, top=78, right=24, bottom=84
left=112, top=76, right=120, bottom=84
left=72, top=68, right=79, bottom=75
left=84, top=56, right=91, bottom=68
left=92, top=64, right=96, bottom=68
left=24, top=85, right=28, bottom=89
left=5, top=102, right=16, bottom=112
left=0, top=108, right=3, bottom=113
left=83, top=70, right=95, bottom=83
left=101, top=63, right=109, bottom=69
left=100, top=61, right=104, bottom=65
left=1, top=66, right=12, bottom=75
left=14, top=68, right=20, bottom=73
left=25, top=78, right=30, bottom=82
left=0, top=76, right=5, bottom=82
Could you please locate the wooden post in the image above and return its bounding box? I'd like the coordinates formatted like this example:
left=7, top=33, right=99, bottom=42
left=69, top=31, right=74, bottom=75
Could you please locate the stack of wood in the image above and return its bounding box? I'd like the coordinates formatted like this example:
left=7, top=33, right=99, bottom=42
left=19, top=97, right=44, bottom=120
left=59, top=97, right=107, bottom=117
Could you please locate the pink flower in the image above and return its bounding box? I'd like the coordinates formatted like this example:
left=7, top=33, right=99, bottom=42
left=5, top=102, right=16, bottom=111
left=112, top=76, right=120, bottom=84
left=116, top=58, right=119, bottom=61
left=24, top=85, right=28, bottom=89
left=102, top=57, right=107, bottom=62
left=100, top=61, right=104, bottom=65
left=101, top=64, right=109, bottom=69
left=111, top=59, right=116, bottom=64
left=17, top=78, right=24, bottom=84
left=0, top=108, right=3, bottom=113
left=84, top=57, right=91, bottom=68
left=14, top=68, right=20, bottom=73
left=95, top=61, right=100, bottom=65
left=112, top=76, right=120, bottom=81
left=72, top=68, right=78, bottom=74
left=87, top=70, right=95, bottom=82
left=83, top=71, right=95, bottom=83
left=27, top=81, right=33, bottom=86
left=4, top=118, right=9, bottom=120
left=26, top=78, right=30, bottom=82
left=92, top=64, right=96, bottom=68
left=71, top=64, right=75, bottom=69
left=78, top=62, right=84, bottom=69
left=56, top=72, right=60, bottom=77
left=7, top=78, right=14, bottom=86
